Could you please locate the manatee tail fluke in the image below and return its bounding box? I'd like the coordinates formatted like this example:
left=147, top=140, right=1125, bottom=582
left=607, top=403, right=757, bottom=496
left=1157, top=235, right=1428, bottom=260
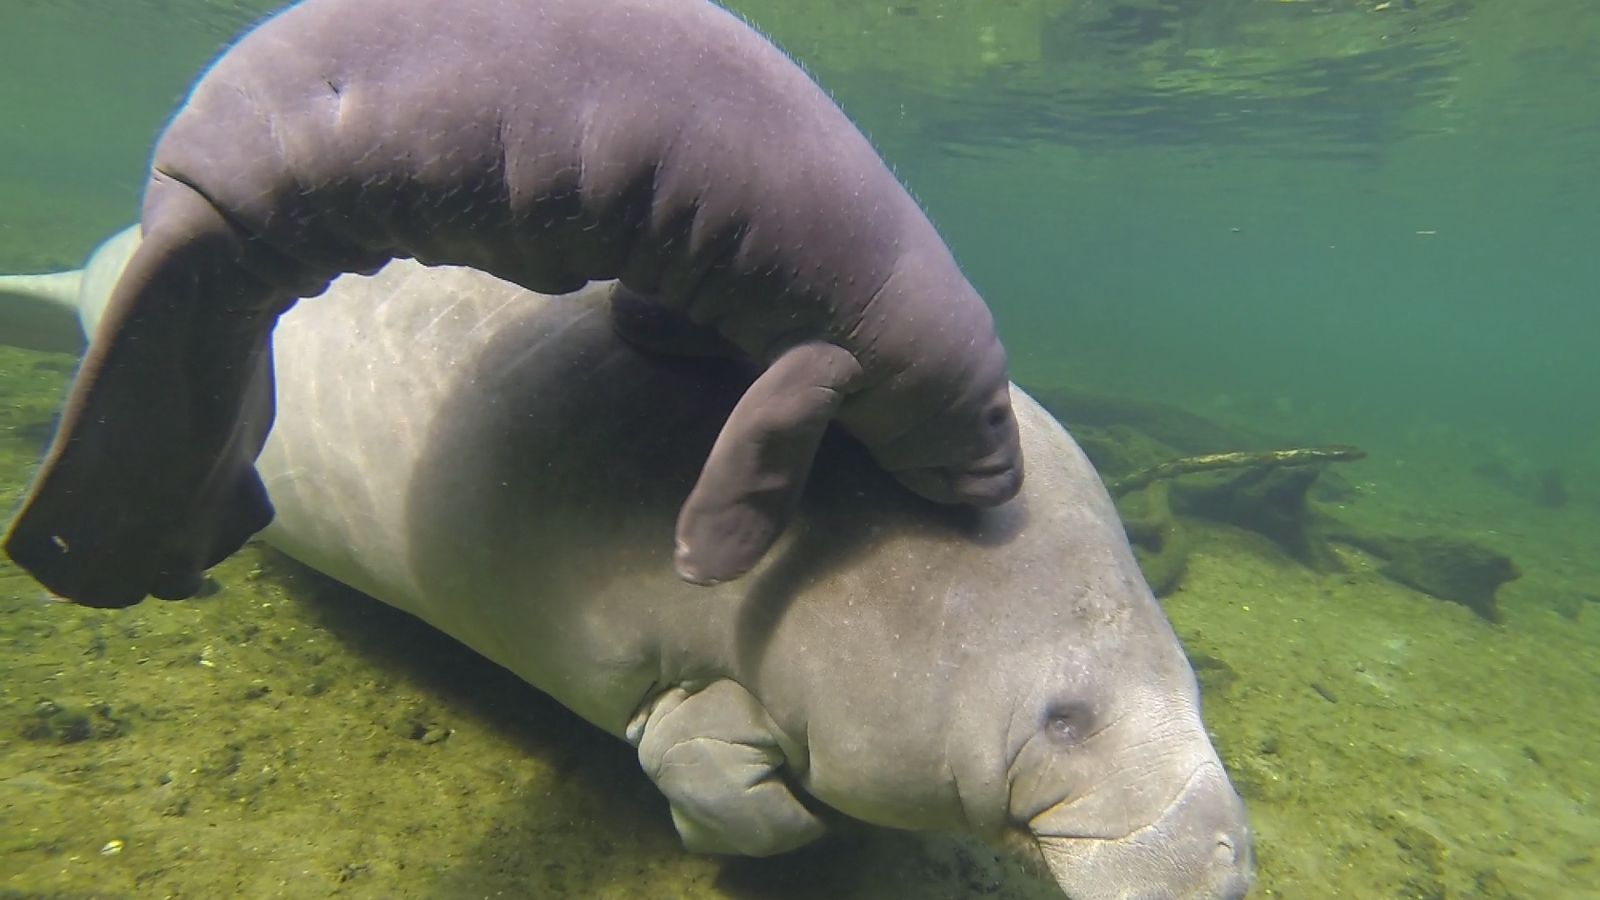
left=0, top=269, right=87, bottom=354
left=4, top=179, right=285, bottom=608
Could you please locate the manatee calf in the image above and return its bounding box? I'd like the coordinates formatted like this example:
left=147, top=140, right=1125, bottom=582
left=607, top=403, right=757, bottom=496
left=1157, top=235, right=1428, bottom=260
left=4, top=0, right=1022, bottom=608
left=1, top=231, right=1251, bottom=899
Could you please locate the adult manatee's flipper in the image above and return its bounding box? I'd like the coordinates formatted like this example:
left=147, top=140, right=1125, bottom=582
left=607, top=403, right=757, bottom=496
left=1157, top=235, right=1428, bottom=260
left=629, top=680, right=825, bottom=856
left=2, top=176, right=299, bottom=607
left=673, top=342, right=863, bottom=585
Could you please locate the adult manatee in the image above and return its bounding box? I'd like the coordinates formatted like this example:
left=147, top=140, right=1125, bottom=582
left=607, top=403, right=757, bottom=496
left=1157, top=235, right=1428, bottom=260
left=0, top=230, right=1252, bottom=899
left=0, top=226, right=139, bottom=354
left=4, top=0, right=1022, bottom=608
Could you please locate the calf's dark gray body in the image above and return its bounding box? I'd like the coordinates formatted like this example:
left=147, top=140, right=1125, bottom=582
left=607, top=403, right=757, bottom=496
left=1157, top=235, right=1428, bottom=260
left=5, top=0, right=1020, bottom=607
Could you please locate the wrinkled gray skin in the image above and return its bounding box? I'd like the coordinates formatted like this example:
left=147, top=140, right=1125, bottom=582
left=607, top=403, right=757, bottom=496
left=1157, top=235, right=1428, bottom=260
left=1, top=231, right=1252, bottom=899
left=3, top=0, right=1023, bottom=608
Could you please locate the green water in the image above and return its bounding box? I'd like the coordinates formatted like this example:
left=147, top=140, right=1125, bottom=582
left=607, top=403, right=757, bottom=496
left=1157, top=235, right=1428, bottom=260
left=2, top=1, right=1596, bottom=898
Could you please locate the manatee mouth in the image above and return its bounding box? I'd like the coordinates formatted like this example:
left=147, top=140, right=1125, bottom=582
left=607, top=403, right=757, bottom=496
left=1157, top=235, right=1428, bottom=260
left=949, top=462, right=1022, bottom=506
left=893, top=448, right=1022, bottom=507
left=1031, top=762, right=1253, bottom=900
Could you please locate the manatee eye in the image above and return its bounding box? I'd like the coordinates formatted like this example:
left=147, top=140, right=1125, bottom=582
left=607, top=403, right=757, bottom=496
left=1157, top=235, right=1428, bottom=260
left=1044, top=703, right=1093, bottom=745
left=985, top=405, right=1009, bottom=428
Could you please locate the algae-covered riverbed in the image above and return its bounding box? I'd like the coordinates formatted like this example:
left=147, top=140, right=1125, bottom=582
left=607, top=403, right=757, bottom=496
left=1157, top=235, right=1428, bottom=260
left=3, top=336, right=1597, bottom=898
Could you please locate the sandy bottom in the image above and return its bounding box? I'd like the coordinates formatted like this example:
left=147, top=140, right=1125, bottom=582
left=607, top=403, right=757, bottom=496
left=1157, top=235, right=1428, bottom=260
left=2, top=340, right=1596, bottom=900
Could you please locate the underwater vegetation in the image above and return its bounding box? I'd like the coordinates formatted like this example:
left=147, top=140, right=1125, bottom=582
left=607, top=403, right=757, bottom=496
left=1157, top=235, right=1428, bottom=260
left=1037, top=386, right=1524, bottom=622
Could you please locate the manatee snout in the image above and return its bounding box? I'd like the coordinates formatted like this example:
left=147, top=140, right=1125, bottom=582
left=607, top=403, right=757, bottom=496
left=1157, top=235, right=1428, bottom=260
left=903, top=438, right=1024, bottom=507
left=883, top=384, right=1024, bottom=507
left=1035, top=761, right=1254, bottom=900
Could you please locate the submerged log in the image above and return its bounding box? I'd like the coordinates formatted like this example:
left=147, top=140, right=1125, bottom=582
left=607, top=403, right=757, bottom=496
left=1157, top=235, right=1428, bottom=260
left=1108, top=445, right=1367, bottom=496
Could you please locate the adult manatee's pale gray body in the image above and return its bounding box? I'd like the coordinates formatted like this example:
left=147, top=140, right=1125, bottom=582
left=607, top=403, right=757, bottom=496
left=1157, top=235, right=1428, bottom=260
left=2, top=231, right=1252, bottom=899
left=0, top=226, right=140, bottom=354
left=4, top=0, right=1022, bottom=608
